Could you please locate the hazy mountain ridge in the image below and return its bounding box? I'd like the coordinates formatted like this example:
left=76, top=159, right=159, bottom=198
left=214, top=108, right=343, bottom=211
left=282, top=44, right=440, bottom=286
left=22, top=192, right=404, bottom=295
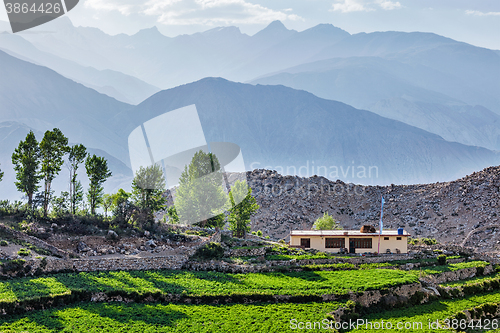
left=0, top=32, right=160, bottom=104
left=118, top=77, right=500, bottom=185
left=252, top=56, right=500, bottom=151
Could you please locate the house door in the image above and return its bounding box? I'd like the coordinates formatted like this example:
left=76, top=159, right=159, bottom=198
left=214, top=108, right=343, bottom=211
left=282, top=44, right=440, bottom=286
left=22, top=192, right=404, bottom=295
left=349, top=240, right=355, bottom=254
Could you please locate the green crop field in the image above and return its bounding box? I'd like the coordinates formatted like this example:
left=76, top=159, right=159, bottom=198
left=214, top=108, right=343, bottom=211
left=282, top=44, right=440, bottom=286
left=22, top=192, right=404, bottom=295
left=0, top=301, right=344, bottom=332
left=0, top=268, right=418, bottom=304
left=350, top=290, right=500, bottom=332
left=0, top=256, right=494, bottom=333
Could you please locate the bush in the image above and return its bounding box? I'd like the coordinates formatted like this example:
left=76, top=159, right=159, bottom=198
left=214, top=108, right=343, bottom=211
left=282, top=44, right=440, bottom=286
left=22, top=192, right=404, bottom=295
left=195, top=242, right=224, bottom=259
left=256, top=230, right=263, bottom=237
left=0, top=240, right=8, bottom=246
left=1, top=259, right=26, bottom=273
left=17, top=248, right=31, bottom=257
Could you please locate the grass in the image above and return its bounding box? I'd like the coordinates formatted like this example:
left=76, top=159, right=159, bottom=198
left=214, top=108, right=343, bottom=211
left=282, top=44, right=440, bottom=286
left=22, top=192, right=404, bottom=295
left=0, top=268, right=418, bottom=304
left=440, top=272, right=500, bottom=290
left=0, top=301, right=344, bottom=332
left=350, top=290, right=500, bottom=332
left=408, top=260, right=489, bottom=276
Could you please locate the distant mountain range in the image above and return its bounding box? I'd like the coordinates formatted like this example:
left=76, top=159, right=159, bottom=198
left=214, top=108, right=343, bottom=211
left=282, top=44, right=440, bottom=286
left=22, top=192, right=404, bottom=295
left=121, top=77, right=499, bottom=186
left=2, top=18, right=498, bottom=155
left=0, top=20, right=499, bottom=201
left=252, top=56, right=500, bottom=150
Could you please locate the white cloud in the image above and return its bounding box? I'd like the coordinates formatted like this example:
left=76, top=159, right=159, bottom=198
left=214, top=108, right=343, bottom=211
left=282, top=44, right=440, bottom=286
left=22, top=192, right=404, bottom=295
left=331, top=0, right=371, bottom=13
left=376, top=0, right=401, bottom=11
left=86, top=0, right=302, bottom=26
left=466, top=10, right=500, bottom=17
left=84, top=0, right=135, bottom=16
left=331, top=0, right=401, bottom=13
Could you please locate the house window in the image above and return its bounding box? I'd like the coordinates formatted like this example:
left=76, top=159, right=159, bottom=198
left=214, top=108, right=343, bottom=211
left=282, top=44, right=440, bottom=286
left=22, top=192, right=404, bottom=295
left=300, top=238, right=310, bottom=248
left=384, top=237, right=389, bottom=240
left=350, top=238, right=372, bottom=249
left=325, top=238, right=345, bottom=248
left=396, top=237, right=402, bottom=241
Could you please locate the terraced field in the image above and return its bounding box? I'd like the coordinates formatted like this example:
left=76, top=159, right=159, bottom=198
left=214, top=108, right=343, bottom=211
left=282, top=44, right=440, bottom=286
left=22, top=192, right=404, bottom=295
left=0, top=258, right=495, bottom=332
left=0, top=268, right=417, bottom=304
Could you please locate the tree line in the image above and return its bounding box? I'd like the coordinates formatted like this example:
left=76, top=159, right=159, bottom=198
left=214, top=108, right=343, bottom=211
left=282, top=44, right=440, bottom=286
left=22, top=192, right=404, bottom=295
left=0, top=129, right=259, bottom=238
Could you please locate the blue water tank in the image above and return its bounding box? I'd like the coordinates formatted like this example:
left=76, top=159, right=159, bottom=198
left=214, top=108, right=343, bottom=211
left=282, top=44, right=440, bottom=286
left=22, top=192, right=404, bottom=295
left=397, top=228, right=404, bottom=235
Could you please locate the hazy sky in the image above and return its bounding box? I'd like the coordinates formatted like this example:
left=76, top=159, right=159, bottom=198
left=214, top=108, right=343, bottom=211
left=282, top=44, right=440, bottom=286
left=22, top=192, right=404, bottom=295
left=1, top=0, right=499, bottom=49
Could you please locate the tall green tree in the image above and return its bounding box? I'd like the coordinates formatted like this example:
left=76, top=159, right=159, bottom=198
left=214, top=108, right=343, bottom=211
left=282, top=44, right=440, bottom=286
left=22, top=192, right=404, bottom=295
left=40, top=128, right=69, bottom=216
left=312, top=212, right=342, bottom=230
left=67, top=144, right=87, bottom=214
left=112, top=189, right=134, bottom=226
left=85, top=154, right=112, bottom=215
left=132, top=164, right=166, bottom=223
left=11, top=131, right=41, bottom=207
left=228, top=180, right=259, bottom=238
left=102, top=193, right=113, bottom=219
left=175, top=150, right=227, bottom=226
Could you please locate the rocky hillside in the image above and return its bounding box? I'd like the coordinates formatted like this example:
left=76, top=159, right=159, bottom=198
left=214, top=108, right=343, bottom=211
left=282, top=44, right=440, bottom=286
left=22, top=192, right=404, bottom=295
left=246, top=166, right=500, bottom=253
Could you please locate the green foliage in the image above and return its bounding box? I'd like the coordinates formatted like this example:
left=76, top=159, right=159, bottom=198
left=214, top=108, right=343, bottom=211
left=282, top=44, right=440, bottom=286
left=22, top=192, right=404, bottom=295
left=40, top=128, right=69, bottom=216
left=256, top=230, right=263, bottom=237
left=409, top=261, right=490, bottom=277
left=437, top=254, right=447, bottom=265
left=0, top=267, right=417, bottom=305
left=85, top=154, right=112, bottom=215
left=228, top=180, right=259, bottom=238
left=0, top=301, right=344, bottom=332
left=67, top=144, right=87, bottom=214
left=194, top=242, right=225, bottom=259
left=408, top=237, right=438, bottom=245
left=17, top=248, right=30, bottom=256
left=101, top=193, right=113, bottom=219
left=110, top=189, right=133, bottom=227
left=51, top=191, right=70, bottom=217
left=166, top=205, right=179, bottom=224
left=348, top=291, right=500, bottom=332
left=0, top=240, right=7, bottom=246
left=11, top=130, right=41, bottom=207
left=131, top=164, right=166, bottom=225
left=175, top=150, right=227, bottom=226
left=0, top=162, right=3, bottom=183
left=312, top=212, right=342, bottom=230
left=1, top=259, right=25, bottom=273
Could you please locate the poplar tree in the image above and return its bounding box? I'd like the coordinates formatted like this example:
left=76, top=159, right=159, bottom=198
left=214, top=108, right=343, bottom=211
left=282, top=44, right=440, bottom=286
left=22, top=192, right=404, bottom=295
left=40, top=128, right=69, bottom=216
left=11, top=131, right=41, bottom=207
left=67, top=144, right=87, bottom=214
left=85, top=154, right=112, bottom=215
left=228, top=180, right=259, bottom=238
left=175, top=150, right=227, bottom=226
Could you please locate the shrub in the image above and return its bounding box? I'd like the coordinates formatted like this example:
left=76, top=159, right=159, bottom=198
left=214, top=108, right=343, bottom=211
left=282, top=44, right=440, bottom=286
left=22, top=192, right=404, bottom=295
left=18, top=248, right=31, bottom=256
left=2, top=259, right=26, bottom=273
left=437, top=254, right=447, bottom=265
left=0, top=240, right=8, bottom=246
left=195, top=242, right=224, bottom=259
left=256, top=230, right=263, bottom=237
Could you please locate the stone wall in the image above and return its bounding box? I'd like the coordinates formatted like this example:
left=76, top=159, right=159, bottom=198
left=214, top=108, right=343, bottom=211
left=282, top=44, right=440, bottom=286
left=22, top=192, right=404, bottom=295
left=224, top=247, right=267, bottom=257
left=420, top=265, right=494, bottom=285
left=0, top=223, right=69, bottom=258
left=73, top=255, right=188, bottom=272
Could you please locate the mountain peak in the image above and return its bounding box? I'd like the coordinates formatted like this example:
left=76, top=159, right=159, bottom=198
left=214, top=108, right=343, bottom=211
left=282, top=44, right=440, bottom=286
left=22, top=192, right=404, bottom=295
left=265, top=20, right=288, bottom=31
left=252, top=20, right=295, bottom=41
left=132, top=26, right=167, bottom=40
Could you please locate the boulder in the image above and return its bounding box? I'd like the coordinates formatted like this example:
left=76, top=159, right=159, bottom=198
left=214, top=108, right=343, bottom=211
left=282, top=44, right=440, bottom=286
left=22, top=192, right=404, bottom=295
left=77, top=241, right=91, bottom=252
left=107, top=230, right=119, bottom=240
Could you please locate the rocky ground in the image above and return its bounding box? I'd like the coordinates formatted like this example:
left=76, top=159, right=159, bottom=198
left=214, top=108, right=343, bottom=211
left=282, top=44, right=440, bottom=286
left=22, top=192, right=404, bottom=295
left=246, top=166, right=500, bottom=254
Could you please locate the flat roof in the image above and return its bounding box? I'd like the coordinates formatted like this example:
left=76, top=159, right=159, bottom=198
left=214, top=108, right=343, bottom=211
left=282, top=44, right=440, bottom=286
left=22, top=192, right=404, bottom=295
left=290, top=229, right=410, bottom=237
